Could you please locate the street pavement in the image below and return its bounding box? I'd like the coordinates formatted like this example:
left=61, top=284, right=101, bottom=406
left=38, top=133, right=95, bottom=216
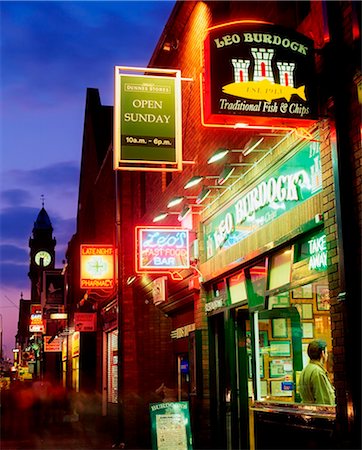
left=2, top=418, right=117, bottom=450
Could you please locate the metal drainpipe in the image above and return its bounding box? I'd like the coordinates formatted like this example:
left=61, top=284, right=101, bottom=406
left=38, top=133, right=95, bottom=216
left=115, top=167, right=125, bottom=446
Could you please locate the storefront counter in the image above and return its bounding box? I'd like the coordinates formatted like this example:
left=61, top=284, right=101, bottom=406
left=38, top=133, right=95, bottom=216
left=251, top=401, right=336, bottom=450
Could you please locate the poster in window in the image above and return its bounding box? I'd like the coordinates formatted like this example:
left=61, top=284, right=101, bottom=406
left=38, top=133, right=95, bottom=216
left=269, top=359, right=293, bottom=378
left=270, top=341, right=291, bottom=357
left=260, top=380, right=268, bottom=397
left=316, top=285, right=330, bottom=311
left=268, top=295, right=290, bottom=309
left=301, top=303, right=314, bottom=319
left=272, top=318, right=288, bottom=338
left=302, top=322, right=314, bottom=338
left=271, top=380, right=293, bottom=397
left=292, top=284, right=313, bottom=299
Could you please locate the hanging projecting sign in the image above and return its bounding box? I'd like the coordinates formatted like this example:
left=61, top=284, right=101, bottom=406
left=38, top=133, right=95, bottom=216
left=152, top=276, right=167, bottom=306
left=29, top=304, right=45, bottom=333
left=114, top=66, right=182, bottom=172
left=202, top=21, right=317, bottom=127
left=80, top=245, right=114, bottom=289
left=44, top=270, right=64, bottom=305
left=74, top=312, right=97, bottom=332
left=136, top=227, right=190, bottom=280
left=204, top=141, right=322, bottom=260
left=44, top=336, right=62, bottom=352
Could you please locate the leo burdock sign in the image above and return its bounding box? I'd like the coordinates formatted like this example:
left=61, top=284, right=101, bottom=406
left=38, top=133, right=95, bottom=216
left=150, top=402, right=193, bottom=450
left=203, top=22, right=317, bottom=126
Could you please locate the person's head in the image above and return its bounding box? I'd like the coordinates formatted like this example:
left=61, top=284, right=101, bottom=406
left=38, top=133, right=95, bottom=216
left=307, top=339, right=328, bottom=363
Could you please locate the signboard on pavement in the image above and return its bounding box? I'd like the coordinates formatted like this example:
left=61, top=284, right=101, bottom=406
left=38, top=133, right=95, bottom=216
left=150, top=401, right=193, bottom=450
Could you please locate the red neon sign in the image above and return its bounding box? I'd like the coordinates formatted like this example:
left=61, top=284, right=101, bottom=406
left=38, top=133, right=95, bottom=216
left=202, top=21, right=317, bottom=128
left=80, top=244, right=115, bottom=289
left=135, top=227, right=190, bottom=279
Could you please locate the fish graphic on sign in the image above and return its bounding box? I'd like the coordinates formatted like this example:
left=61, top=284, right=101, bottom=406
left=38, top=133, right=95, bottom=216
left=223, top=79, right=306, bottom=102
left=222, top=47, right=306, bottom=102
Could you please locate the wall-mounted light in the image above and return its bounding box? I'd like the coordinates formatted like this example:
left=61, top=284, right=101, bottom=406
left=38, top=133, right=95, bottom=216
left=162, top=38, right=179, bottom=52
left=153, top=212, right=169, bottom=223
left=167, top=196, right=197, bottom=208
left=184, top=176, right=203, bottom=189
left=184, top=175, right=218, bottom=189
left=207, top=138, right=265, bottom=163
left=153, top=207, right=201, bottom=223
left=178, top=205, right=191, bottom=221
left=218, top=166, right=236, bottom=185
left=167, top=196, right=184, bottom=208
left=126, top=276, right=137, bottom=285
left=152, top=212, right=181, bottom=223
left=207, top=148, right=229, bottom=164
left=242, top=137, right=265, bottom=156
left=196, top=186, right=212, bottom=204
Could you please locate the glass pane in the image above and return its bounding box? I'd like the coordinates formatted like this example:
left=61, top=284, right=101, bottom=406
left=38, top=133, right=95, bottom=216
left=269, top=248, right=292, bottom=290
left=249, top=280, right=334, bottom=406
left=268, top=292, right=290, bottom=309
left=246, top=260, right=267, bottom=310
left=229, top=271, right=247, bottom=304
left=107, top=329, right=118, bottom=403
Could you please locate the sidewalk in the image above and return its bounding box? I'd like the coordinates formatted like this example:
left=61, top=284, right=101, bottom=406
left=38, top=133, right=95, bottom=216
left=2, top=416, right=116, bottom=450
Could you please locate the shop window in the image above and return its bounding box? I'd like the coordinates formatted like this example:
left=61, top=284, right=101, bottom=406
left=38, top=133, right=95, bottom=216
left=249, top=279, right=333, bottom=405
left=72, top=356, right=79, bottom=392
left=210, top=280, right=228, bottom=306
left=294, top=229, right=327, bottom=271
left=229, top=271, right=247, bottom=305
left=245, top=260, right=267, bottom=310
left=107, top=329, right=118, bottom=403
left=213, top=280, right=226, bottom=298
left=268, top=248, right=292, bottom=290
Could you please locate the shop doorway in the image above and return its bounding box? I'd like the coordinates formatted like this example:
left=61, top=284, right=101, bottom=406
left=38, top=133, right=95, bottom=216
left=209, top=309, right=250, bottom=450
left=177, top=353, right=190, bottom=401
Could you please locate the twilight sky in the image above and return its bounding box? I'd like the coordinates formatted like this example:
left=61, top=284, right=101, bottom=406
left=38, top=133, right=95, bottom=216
left=0, top=0, right=175, bottom=359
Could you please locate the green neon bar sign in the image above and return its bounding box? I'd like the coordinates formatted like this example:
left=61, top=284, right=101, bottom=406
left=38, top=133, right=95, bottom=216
left=203, top=142, right=322, bottom=260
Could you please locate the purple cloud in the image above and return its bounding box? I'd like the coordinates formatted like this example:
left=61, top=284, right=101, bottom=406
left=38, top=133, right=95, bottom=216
left=0, top=189, right=32, bottom=207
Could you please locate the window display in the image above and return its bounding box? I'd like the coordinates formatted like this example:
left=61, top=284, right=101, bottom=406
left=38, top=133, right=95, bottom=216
left=248, top=278, right=333, bottom=404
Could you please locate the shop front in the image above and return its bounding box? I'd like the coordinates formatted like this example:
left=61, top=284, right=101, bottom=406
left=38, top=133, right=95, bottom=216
left=199, top=131, right=336, bottom=449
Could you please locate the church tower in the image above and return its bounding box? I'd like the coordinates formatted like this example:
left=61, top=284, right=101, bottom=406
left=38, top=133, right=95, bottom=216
left=28, top=200, right=56, bottom=303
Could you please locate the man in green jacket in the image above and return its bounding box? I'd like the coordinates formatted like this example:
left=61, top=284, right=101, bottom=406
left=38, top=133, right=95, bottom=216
left=299, top=339, right=335, bottom=405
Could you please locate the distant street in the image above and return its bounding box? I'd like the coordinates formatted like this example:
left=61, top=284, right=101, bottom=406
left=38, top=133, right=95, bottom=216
left=1, top=382, right=121, bottom=450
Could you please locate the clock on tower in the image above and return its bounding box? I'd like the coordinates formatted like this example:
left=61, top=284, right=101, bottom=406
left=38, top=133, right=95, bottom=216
left=28, top=205, right=56, bottom=303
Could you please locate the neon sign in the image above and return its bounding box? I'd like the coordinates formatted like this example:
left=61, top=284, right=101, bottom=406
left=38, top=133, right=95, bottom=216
left=136, top=227, right=190, bottom=279
left=202, top=21, right=317, bottom=127
left=80, top=245, right=114, bottom=289
left=29, top=304, right=45, bottom=333
left=308, top=233, right=327, bottom=271
left=204, top=142, right=322, bottom=260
